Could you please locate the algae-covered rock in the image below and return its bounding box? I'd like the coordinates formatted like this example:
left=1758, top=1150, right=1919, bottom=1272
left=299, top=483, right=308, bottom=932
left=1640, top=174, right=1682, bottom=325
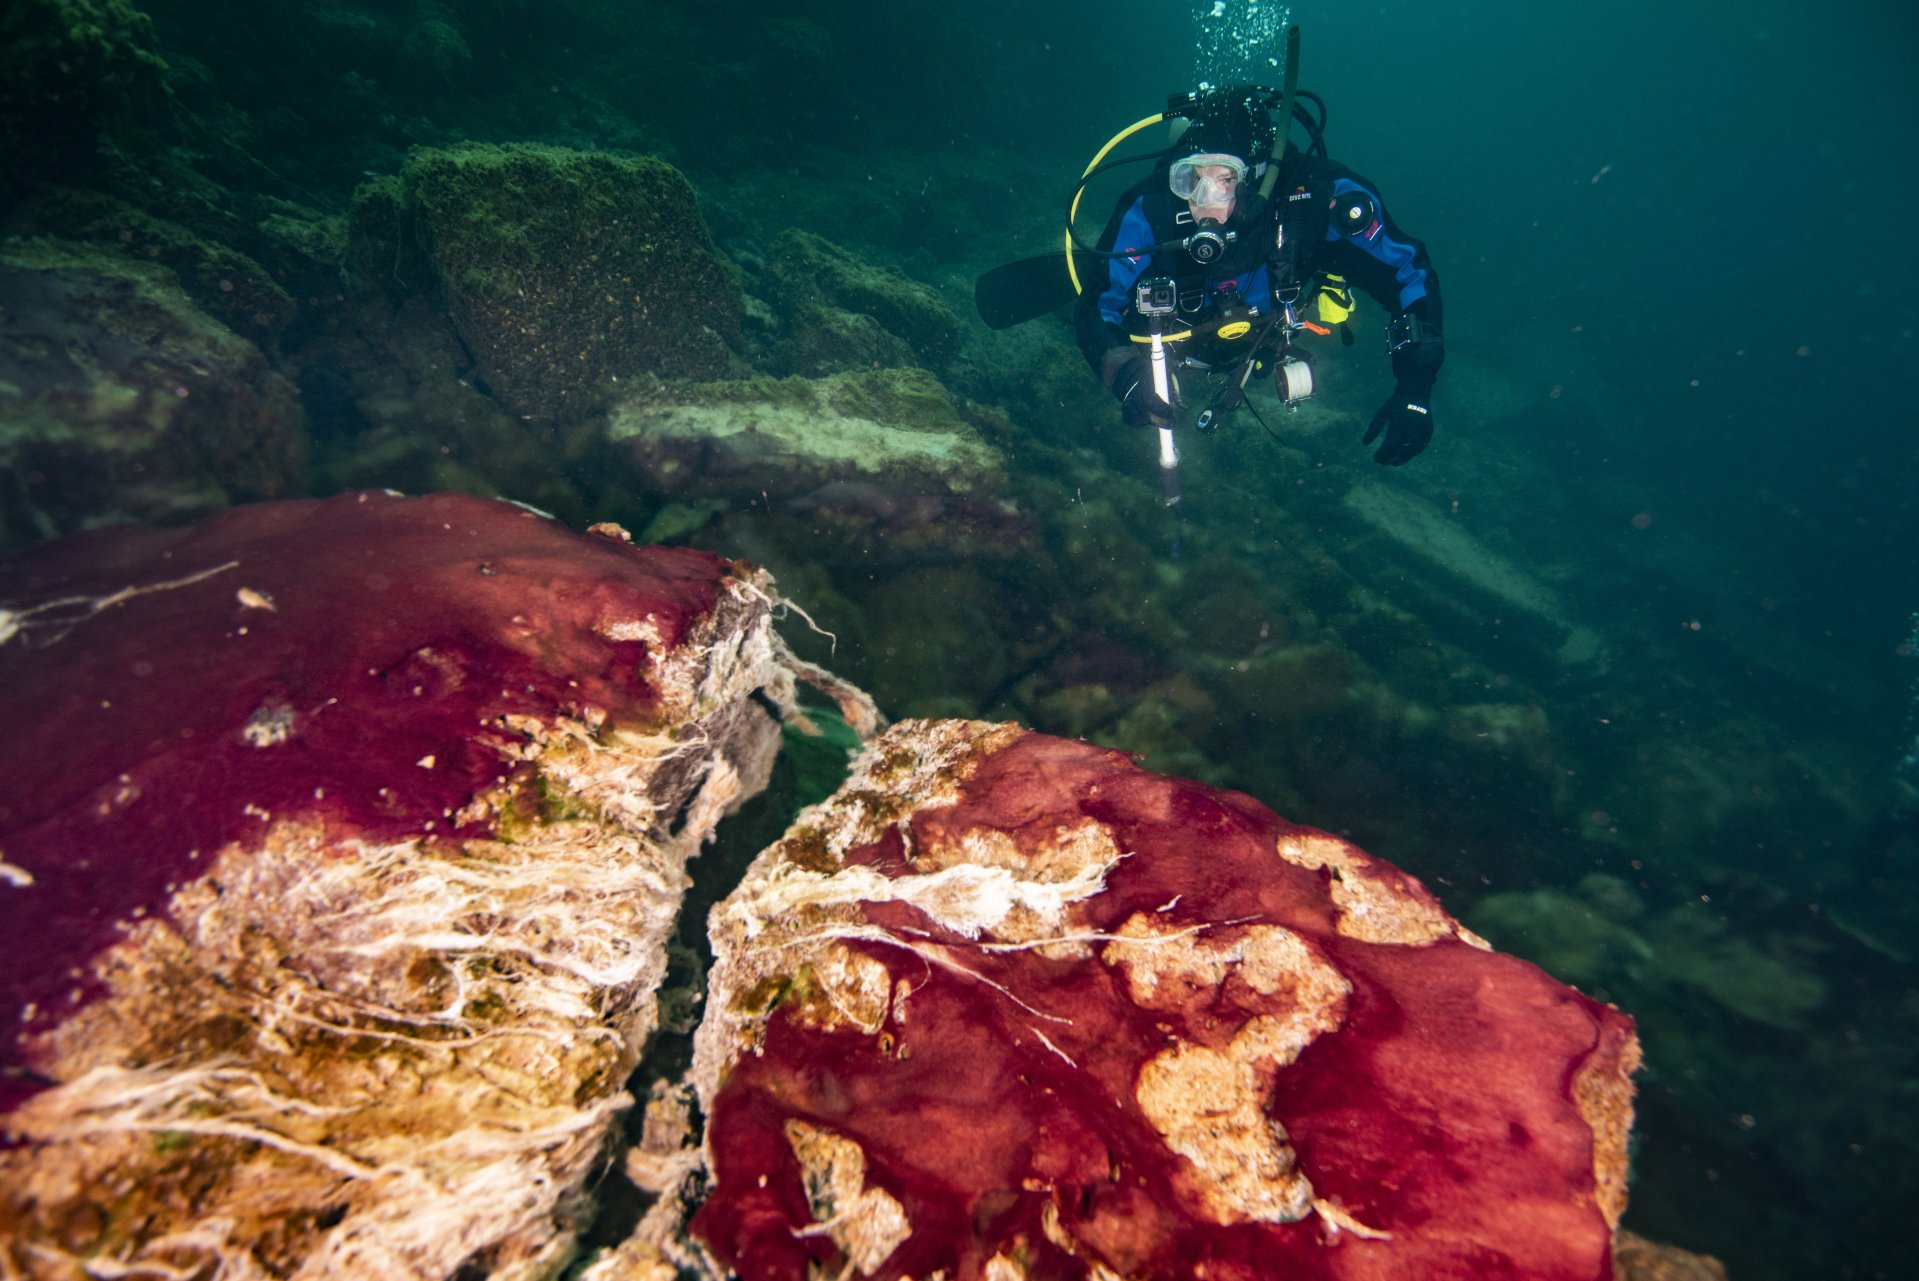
left=607, top=367, right=1027, bottom=559
left=7, top=187, right=302, bottom=342
left=1613, top=1230, right=1729, bottom=1280
left=771, top=304, right=919, bottom=378
left=760, top=229, right=958, bottom=376
left=851, top=566, right=1018, bottom=715
left=365, top=143, right=743, bottom=421
left=0, top=0, right=170, bottom=185
left=1444, top=700, right=1554, bottom=755
left=1207, top=642, right=1354, bottom=730
left=1647, top=906, right=1826, bottom=1030
left=1469, top=876, right=1824, bottom=1030
left=0, top=491, right=872, bottom=1279
left=344, top=172, right=413, bottom=295
left=1468, top=883, right=1656, bottom=991
left=1339, top=480, right=1607, bottom=670
left=0, top=237, right=305, bottom=545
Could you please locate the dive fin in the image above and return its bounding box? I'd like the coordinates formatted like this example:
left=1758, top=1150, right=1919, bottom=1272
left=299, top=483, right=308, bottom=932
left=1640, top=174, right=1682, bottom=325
left=975, top=253, right=1079, bottom=329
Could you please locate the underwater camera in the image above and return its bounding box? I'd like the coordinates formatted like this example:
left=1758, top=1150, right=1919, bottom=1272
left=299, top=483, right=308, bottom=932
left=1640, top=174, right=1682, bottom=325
left=1134, top=275, right=1178, bottom=318
left=1183, top=219, right=1236, bottom=265
left=1275, top=351, right=1315, bottom=404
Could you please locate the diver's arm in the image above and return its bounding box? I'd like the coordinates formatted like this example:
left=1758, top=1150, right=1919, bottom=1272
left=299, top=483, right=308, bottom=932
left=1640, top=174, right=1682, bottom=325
left=1319, top=168, right=1442, bottom=339
left=1319, top=165, right=1444, bottom=464
left=1321, top=171, right=1443, bottom=389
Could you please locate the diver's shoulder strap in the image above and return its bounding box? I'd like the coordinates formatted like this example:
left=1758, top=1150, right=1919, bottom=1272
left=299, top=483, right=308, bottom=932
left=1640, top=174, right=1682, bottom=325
left=1137, top=184, right=1186, bottom=231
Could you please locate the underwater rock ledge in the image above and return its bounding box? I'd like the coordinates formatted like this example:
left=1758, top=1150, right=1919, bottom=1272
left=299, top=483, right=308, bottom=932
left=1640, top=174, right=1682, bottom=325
left=606, top=367, right=1029, bottom=566
left=689, top=718, right=1641, bottom=1281
left=0, top=490, right=862, bottom=1280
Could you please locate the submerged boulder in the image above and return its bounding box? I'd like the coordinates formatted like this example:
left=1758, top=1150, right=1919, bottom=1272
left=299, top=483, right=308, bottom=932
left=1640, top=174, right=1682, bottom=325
left=350, top=143, right=745, bottom=422
left=1613, top=1230, right=1730, bottom=1280
left=0, top=491, right=867, bottom=1279
left=759, top=228, right=959, bottom=376
left=0, top=237, right=306, bottom=546
left=690, top=719, right=1640, bottom=1281
left=0, top=0, right=170, bottom=187
left=607, top=367, right=1027, bottom=561
left=1337, top=480, right=1607, bottom=670
left=5, top=188, right=306, bottom=345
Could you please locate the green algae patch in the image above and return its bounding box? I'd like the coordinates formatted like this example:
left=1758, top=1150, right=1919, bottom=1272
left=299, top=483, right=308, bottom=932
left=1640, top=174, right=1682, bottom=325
left=607, top=367, right=1004, bottom=496
left=609, top=367, right=1036, bottom=562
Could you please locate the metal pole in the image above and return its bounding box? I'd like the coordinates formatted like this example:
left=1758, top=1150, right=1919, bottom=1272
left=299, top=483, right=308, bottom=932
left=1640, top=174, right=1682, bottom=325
left=1149, top=331, right=1180, bottom=507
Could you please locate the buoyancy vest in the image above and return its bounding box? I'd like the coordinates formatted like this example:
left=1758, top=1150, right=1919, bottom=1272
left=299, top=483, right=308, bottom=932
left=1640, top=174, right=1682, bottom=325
left=1131, top=183, right=1276, bottom=317
left=1133, top=151, right=1338, bottom=320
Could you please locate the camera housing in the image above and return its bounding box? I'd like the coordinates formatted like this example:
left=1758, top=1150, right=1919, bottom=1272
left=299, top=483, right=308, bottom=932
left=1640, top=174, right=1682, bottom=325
left=1134, top=276, right=1178, bottom=318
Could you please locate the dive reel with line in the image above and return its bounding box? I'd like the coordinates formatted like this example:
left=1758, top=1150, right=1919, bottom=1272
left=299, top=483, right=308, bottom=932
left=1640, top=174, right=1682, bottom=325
left=1248, top=269, right=1364, bottom=416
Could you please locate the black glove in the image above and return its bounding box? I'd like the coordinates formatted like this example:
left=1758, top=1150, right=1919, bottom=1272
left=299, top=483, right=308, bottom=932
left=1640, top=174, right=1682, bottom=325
left=1100, top=347, right=1176, bottom=428
left=1363, top=392, right=1434, bottom=465
left=1364, top=313, right=1444, bottom=465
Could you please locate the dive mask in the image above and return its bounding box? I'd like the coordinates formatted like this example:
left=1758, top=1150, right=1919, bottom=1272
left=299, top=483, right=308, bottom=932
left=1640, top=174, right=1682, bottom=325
left=1169, top=153, right=1246, bottom=207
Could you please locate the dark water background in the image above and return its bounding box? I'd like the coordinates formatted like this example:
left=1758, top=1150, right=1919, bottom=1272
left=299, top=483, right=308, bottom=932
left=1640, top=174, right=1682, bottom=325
left=6, top=1, right=1917, bottom=1278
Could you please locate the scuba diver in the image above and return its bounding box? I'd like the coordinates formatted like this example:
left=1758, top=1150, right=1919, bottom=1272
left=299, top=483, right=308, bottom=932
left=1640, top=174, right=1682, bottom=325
left=1073, top=79, right=1444, bottom=466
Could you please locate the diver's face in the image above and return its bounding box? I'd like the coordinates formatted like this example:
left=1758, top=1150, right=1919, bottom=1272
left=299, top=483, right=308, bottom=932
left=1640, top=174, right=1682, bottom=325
left=1186, top=165, right=1239, bottom=221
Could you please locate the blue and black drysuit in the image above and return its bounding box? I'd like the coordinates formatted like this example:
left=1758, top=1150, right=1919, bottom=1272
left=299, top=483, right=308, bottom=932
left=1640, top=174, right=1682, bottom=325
left=1075, top=149, right=1444, bottom=464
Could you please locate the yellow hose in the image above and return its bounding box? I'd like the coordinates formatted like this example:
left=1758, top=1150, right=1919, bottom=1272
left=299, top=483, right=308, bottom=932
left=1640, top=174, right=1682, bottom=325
left=1066, top=113, right=1166, bottom=296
